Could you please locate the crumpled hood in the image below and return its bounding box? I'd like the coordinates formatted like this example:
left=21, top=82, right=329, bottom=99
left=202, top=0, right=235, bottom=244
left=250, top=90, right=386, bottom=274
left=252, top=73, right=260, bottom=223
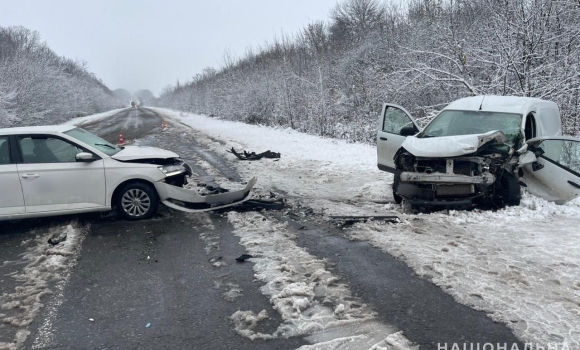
left=401, top=130, right=507, bottom=157
left=112, top=146, right=179, bottom=161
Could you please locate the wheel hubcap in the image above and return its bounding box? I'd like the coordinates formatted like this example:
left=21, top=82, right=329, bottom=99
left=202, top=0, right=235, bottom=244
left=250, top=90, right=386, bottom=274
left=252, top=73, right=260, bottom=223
left=121, top=189, right=151, bottom=217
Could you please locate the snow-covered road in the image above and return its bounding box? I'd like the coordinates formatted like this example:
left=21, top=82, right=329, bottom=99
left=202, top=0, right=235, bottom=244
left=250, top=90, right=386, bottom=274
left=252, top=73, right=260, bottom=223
left=151, top=107, right=580, bottom=349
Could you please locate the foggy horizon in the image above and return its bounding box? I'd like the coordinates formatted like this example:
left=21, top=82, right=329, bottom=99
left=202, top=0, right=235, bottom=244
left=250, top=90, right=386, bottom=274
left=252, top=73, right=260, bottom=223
left=0, top=0, right=338, bottom=96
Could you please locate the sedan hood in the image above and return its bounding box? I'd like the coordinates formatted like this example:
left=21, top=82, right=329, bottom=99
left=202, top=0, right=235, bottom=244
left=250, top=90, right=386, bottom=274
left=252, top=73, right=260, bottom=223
left=401, top=130, right=507, bottom=157
left=111, top=146, right=179, bottom=161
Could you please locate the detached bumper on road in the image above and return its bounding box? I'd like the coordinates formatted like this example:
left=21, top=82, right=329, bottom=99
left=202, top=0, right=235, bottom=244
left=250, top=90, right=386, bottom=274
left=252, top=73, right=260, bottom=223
left=155, top=177, right=258, bottom=213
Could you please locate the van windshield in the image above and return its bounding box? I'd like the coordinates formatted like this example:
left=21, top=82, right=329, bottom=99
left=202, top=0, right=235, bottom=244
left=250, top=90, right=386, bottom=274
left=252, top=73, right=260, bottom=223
left=421, top=110, right=523, bottom=146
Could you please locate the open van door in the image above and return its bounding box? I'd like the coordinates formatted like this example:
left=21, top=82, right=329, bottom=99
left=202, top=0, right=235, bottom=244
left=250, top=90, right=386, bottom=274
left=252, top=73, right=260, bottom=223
left=377, top=103, right=421, bottom=173
left=521, top=136, right=580, bottom=204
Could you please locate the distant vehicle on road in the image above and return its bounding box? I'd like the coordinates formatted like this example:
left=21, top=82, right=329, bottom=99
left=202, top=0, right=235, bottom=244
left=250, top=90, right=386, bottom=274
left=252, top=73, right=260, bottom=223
left=0, top=126, right=256, bottom=221
left=130, top=101, right=136, bottom=108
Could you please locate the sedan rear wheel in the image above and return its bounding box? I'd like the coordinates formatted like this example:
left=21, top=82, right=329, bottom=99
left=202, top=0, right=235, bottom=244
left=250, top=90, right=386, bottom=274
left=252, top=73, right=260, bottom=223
left=116, top=182, right=159, bottom=220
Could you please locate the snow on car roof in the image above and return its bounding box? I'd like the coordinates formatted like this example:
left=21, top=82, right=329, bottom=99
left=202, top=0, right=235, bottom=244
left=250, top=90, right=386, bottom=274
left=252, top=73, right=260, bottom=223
left=0, top=125, right=76, bottom=135
left=444, top=95, right=557, bottom=114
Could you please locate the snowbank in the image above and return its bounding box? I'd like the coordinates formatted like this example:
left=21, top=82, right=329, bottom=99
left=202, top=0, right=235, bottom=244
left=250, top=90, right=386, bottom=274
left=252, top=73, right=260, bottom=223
left=62, top=108, right=126, bottom=126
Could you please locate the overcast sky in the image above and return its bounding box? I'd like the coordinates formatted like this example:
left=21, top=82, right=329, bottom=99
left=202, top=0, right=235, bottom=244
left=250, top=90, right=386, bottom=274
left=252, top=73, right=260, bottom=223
left=0, top=0, right=338, bottom=96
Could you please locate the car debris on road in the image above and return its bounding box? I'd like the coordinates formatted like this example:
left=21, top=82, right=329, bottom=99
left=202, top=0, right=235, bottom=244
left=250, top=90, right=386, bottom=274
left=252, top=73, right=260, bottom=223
left=330, top=215, right=400, bottom=226
left=235, top=254, right=253, bottom=262
left=48, top=234, right=67, bottom=245
left=227, top=147, right=280, bottom=161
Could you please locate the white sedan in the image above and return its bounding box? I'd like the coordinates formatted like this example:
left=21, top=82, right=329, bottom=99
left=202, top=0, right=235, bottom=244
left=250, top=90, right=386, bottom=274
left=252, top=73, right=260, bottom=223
left=0, top=125, right=256, bottom=221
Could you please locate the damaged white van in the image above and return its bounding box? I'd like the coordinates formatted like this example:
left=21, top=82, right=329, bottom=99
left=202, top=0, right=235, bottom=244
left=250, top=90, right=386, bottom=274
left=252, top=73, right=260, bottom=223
left=377, top=96, right=580, bottom=209
left=0, top=125, right=256, bottom=220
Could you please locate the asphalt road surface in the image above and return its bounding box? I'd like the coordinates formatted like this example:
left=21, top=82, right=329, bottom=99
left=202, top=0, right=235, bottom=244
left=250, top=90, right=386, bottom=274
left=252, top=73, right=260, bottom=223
left=0, top=108, right=523, bottom=350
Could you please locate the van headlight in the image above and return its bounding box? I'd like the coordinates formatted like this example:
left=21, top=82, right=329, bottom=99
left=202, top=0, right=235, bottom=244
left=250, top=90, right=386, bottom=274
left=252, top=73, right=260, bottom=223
left=158, top=165, right=186, bottom=177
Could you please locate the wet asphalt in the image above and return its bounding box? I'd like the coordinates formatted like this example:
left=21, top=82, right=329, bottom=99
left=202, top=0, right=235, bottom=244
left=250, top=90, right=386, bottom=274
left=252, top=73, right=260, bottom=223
left=0, top=108, right=523, bottom=350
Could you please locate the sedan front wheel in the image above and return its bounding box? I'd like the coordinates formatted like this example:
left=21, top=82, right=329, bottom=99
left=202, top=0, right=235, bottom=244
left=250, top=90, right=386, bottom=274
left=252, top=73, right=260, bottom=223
left=116, top=182, right=159, bottom=220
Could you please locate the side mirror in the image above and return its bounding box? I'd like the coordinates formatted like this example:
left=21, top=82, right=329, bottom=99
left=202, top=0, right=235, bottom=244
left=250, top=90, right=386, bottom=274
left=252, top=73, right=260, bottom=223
left=400, top=125, right=418, bottom=137
left=76, top=152, right=95, bottom=162
left=532, top=161, right=544, bottom=172
left=529, top=145, right=545, bottom=157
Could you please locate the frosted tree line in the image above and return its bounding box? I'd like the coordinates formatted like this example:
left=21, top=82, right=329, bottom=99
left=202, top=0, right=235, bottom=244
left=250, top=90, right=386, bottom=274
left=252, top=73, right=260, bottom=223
left=0, top=26, right=122, bottom=127
left=158, top=0, right=580, bottom=143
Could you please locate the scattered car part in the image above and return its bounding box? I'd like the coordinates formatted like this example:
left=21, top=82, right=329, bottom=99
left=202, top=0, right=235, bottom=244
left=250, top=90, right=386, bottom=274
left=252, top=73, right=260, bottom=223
left=48, top=234, right=67, bottom=245
left=227, top=147, right=280, bottom=160
left=235, top=254, right=253, bottom=262
left=330, top=215, right=400, bottom=224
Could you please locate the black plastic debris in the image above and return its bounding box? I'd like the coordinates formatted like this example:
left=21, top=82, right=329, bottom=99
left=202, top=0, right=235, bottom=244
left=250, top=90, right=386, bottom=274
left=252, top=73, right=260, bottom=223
left=330, top=215, right=400, bottom=226
left=227, top=147, right=280, bottom=161
left=197, top=183, right=230, bottom=194
left=48, top=235, right=67, bottom=246
left=235, top=254, right=253, bottom=262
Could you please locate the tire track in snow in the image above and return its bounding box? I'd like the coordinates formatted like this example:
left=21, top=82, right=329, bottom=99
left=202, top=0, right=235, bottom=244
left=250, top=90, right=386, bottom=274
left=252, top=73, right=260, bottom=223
left=0, top=223, right=86, bottom=350
left=227, top=211, right=418, bottom=350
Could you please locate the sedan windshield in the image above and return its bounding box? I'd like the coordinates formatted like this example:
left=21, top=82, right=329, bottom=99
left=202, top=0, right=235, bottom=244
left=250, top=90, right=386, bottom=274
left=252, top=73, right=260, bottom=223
left=421, top=110, right=523, bottom=146
left=64, top=128, right=122, bottom=156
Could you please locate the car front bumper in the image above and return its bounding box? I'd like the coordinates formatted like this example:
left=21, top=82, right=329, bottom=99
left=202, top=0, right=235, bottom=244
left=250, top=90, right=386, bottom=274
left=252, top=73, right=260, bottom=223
left=154, top=177, right=257, bottom=213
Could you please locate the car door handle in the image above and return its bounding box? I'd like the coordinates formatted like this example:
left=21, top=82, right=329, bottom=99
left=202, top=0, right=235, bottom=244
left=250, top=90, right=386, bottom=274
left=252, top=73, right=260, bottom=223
left=379, top=137, right=388, bottom=141
left=21, top=173, right=40, bottom=179
left=568, top=180, right=580, bottom=189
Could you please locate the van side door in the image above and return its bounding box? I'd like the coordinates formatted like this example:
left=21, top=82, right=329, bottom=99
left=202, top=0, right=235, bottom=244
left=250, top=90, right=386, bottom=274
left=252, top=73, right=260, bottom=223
left=377, top=103, right=420, bottom=172
left=522, top=137, right=580, bottom=204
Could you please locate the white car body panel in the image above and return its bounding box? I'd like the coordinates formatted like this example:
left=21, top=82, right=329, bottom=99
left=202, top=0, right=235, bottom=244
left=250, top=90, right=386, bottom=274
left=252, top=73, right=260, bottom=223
left=17, top=160, right=107, bottom=213
left=111, top=146, right=179, bottom=161
left=376, top=103, right=420, bottom=172
left=400, top=131, right=507, bottom=158
left=0, top=164, right=26, bottom=216
left=102, top=158, right=167, bottom=206
left=522, top=136, right=580, bottom=204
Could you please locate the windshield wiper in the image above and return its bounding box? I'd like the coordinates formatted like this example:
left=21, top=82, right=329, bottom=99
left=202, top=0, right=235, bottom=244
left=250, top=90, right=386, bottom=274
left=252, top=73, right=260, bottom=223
left=95, top=143, right=117, bottom=150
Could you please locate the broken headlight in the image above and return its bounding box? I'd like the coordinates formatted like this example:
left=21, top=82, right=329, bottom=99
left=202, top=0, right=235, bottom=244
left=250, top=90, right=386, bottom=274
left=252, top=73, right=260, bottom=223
left=158, top=164, right=186, bottom=177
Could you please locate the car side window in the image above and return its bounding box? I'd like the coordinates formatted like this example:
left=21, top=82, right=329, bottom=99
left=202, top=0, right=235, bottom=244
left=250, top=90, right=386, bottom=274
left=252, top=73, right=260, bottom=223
left=0, top=137, right=11, bottom=165
left=382, top=106, right=413, bottom=135
left=18, top=136, right=83, bottom=163
left=541, top=140, right=580, bottom=174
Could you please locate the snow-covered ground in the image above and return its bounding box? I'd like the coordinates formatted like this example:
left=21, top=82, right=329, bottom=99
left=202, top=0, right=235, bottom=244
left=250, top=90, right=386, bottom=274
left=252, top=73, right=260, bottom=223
left=63, top=107, right=127, bottom=126
left=0, top=224, right=85, bottom=350
left=151, top=107, right=580, bottom=349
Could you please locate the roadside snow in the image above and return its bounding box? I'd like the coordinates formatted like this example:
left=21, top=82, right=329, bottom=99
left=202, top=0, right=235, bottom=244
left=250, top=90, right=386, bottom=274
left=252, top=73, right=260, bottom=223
left=227, top=211, right=416, bottom=349
left=153, top=107, right=580, bottom=349
left=0, top=224, right=85, bottom=350
left=62, top=108, right=126, bottom=126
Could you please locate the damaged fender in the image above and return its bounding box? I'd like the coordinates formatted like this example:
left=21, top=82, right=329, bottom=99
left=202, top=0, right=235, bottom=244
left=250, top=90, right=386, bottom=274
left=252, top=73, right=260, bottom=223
left=156, top=177, right=258, bottom=213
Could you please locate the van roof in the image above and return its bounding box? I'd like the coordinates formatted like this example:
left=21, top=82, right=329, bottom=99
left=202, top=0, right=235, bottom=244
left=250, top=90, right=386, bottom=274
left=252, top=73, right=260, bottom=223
left=444, top=95, right=558, bottom=114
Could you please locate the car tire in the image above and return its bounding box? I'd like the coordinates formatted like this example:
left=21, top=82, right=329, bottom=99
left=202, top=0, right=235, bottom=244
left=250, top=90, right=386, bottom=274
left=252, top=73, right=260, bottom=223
left=392, top=171, right=403, bottom=204
left=504, top=174, right=521, bottom=206
left=493, top=173, right=521, bottom=207
left=393, top=186, right=403, bottom=204
left=115, top=182, right=159, bottom=220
